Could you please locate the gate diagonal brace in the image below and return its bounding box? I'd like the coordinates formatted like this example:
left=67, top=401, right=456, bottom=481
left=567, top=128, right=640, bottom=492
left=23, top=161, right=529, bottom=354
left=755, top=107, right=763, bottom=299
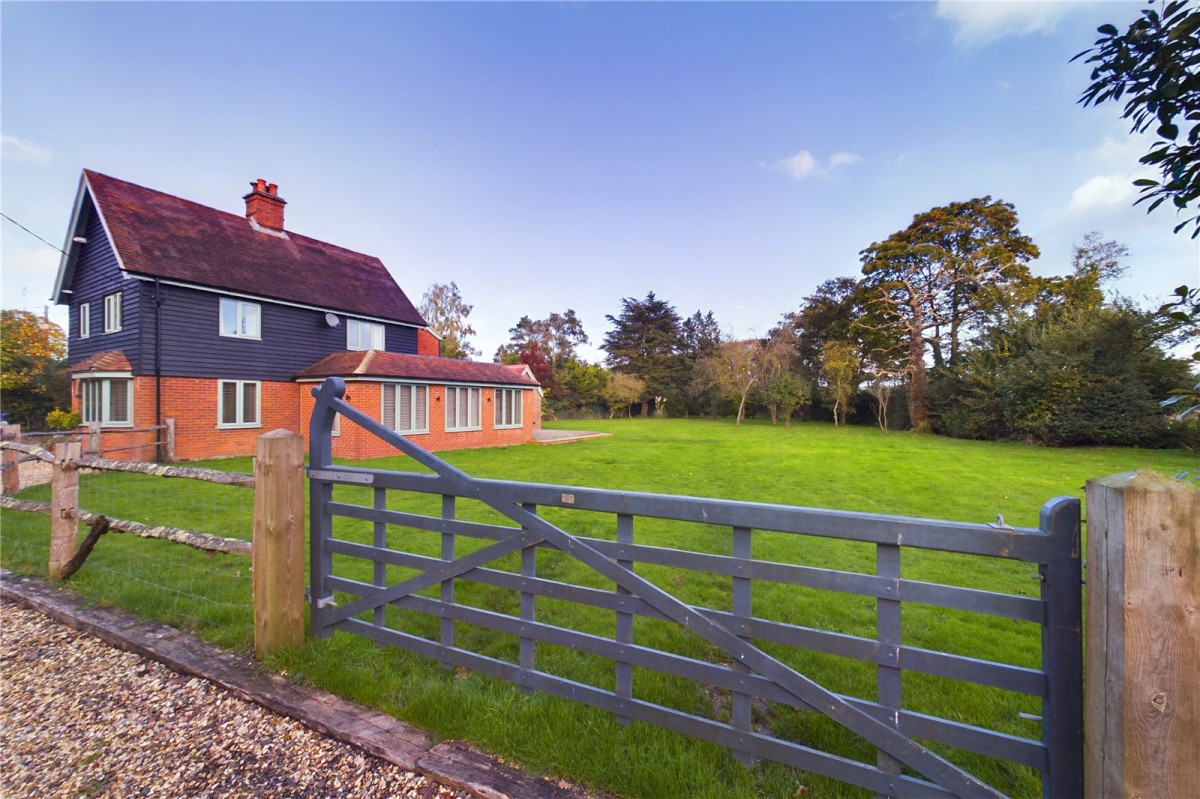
left=310, top=377, right=1003, bottom=799
left=324, top=529, right=543, bottom=625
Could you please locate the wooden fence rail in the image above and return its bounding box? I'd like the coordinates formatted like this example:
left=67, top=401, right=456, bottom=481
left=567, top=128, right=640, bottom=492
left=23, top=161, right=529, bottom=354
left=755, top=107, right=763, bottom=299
left=0, top=431, right=304, bottom=657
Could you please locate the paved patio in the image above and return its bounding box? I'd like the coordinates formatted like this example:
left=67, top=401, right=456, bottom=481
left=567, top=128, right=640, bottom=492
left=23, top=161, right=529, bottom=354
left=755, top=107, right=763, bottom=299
left=532, top=429, right=610, bottom=445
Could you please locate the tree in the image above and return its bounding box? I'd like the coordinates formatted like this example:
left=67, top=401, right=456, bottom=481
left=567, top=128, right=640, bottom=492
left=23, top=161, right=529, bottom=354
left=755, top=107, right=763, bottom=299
left=679, top=310, right=722, bottom=416
left=1075, top=0, right=1200, bottom=237
left=694, top=340, right=760, bottom=426
left=820, top=340, right=860, bottom=427
left=0, top=310, right=69, bottom=428
left=859, top=197, right=1039, bottom=430
left=602, top=372, right=646, bottom=419
left=995, top=303, right=1191, bottom=446
left=555, top=358, right=610, bottom=416
left=602, top=292, right=686, bottom=416
left=756, top=328, right=802, bottom=425
left=1075, top=4, right=1200, bottom=416
left=517, top=343, right=555, bottom=394
left=419, top=282, right=479, bottom=359
left=937, top=233, right=1195, bottom=445
left=780, top=277, right=862, bottom=374
left=495, top=310, right=589, bottom=369
left=759, top=371, right=810, bottom=427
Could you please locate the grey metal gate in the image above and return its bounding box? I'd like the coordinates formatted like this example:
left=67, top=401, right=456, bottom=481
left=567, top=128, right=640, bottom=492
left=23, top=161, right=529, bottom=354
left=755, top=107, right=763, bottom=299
left=307, top=377, right=1082, bottom=798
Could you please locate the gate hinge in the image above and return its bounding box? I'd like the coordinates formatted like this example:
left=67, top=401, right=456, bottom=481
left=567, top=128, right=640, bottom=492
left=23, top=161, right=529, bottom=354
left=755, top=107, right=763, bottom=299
left=304, top=587, right=338, bottom=608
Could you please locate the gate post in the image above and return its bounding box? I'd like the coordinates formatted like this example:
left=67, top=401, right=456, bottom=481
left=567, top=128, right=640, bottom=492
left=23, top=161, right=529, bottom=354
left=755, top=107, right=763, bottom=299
left=253, top=429, right=306, bottom=658
left=49, top=441, right=82, bottom=581
left=1085, top=470, right=1199, bottom=799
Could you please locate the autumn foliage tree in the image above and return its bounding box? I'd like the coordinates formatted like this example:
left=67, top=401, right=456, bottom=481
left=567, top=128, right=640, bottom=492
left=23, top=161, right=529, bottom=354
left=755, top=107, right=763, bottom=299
left=419, top=282, right=479, bottom=359
left=1, top=310, right=69, bottom=428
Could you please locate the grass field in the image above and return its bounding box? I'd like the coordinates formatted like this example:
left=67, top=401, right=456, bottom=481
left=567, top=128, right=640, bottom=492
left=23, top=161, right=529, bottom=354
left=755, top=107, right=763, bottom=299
left=2, top=418, right=1195, bottom=798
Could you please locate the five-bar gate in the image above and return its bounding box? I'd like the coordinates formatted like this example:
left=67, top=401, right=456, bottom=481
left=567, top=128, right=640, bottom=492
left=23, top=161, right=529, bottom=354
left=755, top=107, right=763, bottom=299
left=307, top=377, right=1082, bottom=798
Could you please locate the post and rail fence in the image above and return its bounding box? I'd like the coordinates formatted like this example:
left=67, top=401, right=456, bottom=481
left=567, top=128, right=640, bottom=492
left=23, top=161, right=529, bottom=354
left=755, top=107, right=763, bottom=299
left=0, top=420, right=175, bottom=469
left=2, top=388, right=1196, bottom=797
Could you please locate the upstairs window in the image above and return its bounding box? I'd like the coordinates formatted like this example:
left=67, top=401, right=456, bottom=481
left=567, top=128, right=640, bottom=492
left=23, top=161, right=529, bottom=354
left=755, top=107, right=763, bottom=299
left=218, top=380, right=260, bottom=428
left=382, top=383, right=428, bottom=434
left=347, top=319, right=385, bottom=351
left=81, top=378, right=131, bottom=427
left=445, top=386, right=481, bottom=432
left=104, top=292, right=122, bottom=333
left=79, top=302, right=91, bottom=339
left=220, top=298, right=261, bottom=339
left=494, top=388, right=524, bottom=428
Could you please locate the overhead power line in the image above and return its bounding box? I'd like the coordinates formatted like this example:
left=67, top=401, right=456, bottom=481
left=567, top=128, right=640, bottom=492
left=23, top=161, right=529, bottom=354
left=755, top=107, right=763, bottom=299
left=1, top=211, right=67, bottom=255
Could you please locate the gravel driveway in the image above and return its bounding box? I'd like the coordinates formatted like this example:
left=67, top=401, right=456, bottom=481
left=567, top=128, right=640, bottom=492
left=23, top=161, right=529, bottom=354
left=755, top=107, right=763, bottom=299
left=0, top=600, right=468, bottom=798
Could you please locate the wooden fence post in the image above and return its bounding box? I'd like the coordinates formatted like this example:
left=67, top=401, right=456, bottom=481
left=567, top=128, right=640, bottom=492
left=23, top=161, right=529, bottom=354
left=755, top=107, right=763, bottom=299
left=86, top=422, right=101, bottom=457
left=1085, top=470, right=1200, bottom=799
left=253, top=429, right=306, bottom=658
left=49, top=441, right=82, bottom=581
left=164, top=418, right=175, bottom=462
left=1, top=423, right=21, bottom=495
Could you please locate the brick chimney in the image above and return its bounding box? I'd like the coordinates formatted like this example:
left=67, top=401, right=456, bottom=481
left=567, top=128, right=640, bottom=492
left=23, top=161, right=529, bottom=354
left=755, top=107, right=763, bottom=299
left=243, top=178, right=286, bottom=231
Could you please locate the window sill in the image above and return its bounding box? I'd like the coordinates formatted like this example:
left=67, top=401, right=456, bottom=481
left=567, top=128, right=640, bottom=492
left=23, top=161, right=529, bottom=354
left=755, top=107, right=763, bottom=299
left=217, top=423, right=263, bottom=430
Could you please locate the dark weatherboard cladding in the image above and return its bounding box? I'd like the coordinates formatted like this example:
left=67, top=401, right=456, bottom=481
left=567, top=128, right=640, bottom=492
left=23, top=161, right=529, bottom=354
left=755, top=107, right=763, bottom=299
left=68, top=201, right=142, bottom=372
left=148, top=283, right=419, bottom=382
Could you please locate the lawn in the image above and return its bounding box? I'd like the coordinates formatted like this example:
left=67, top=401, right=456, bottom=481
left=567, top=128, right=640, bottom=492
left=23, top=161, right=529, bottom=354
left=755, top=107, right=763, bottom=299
left=2, top=418, right=1194, bottom=798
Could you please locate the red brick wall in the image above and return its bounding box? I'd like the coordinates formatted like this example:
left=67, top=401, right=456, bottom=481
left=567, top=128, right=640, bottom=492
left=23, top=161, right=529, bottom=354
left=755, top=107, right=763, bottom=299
left=299, top=381, right=541, bottom=460
left=72, top=375, right=540, bottom=462
left=159, top=377, right=301, bottom=461
left=417, top=329, right=440, bottom=356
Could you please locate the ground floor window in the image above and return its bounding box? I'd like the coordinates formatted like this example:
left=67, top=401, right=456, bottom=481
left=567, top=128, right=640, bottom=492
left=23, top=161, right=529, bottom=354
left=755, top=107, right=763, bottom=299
left=445, top=386, right=481, bottom=431
left=218, top=380, right=260, bottom=428
left=80, top=378, right=132, bottom=427
left=382, top=382, right=428, bottom=434
left=494, top=388, right=523, bottom=428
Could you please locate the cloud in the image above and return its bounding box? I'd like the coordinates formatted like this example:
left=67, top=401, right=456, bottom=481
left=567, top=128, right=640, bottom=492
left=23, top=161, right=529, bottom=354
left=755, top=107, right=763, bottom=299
left=1067, top=173, right=1143, bottom=214
left=2, top=134, right=53, bottom=165
left=935, top=1, right=1073, bottom=48
left=771, top=150, right=862, bottom=181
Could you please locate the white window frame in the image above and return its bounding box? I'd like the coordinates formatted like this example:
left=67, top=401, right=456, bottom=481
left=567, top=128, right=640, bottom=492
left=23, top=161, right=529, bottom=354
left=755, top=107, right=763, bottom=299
left=445, top=386, right=482, bottom=432
left=219, top=297, right=261, bottom=339
left=217, top=380, right=261, bottom=429
left=381, top=382, right=429, bottom=434
left=494, top=388, right=524, bottom=429
left=80, top=377, right=132, bottom=427
left=104, top=292, right=122, bottom=333
left=347, top=319, right=385, bottom=351
left=79, top=302, right=91, bottom=339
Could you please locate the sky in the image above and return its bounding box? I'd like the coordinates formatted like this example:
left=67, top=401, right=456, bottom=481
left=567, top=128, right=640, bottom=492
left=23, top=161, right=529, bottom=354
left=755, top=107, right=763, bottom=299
left=3, top=0, right=1198, bottom=363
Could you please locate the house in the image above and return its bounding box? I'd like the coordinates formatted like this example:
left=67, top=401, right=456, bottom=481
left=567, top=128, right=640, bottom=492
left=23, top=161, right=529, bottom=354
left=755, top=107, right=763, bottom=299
left=53, top=170, right=541, bottom=461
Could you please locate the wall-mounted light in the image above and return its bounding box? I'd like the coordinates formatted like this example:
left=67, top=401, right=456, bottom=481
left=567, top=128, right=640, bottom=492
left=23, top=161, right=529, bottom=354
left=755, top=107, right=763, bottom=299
left=73, top=236, right=88, bottom=244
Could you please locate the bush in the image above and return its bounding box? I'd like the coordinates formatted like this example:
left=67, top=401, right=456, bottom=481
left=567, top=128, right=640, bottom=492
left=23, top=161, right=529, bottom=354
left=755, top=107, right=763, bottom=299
left=45, top=408, right=81, bottom=430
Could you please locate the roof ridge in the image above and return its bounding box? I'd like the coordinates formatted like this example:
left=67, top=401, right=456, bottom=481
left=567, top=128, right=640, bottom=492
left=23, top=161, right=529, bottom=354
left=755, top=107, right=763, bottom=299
left=84, top=169, right=390, bottom=263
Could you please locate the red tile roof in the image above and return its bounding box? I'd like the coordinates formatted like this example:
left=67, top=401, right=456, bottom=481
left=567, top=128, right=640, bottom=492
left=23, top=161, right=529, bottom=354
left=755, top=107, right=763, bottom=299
left=296, top=351, right=540, bottom=387
left=70, top=350, right=132, bottom=373
left=81, top=170, right=426, bottom=325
